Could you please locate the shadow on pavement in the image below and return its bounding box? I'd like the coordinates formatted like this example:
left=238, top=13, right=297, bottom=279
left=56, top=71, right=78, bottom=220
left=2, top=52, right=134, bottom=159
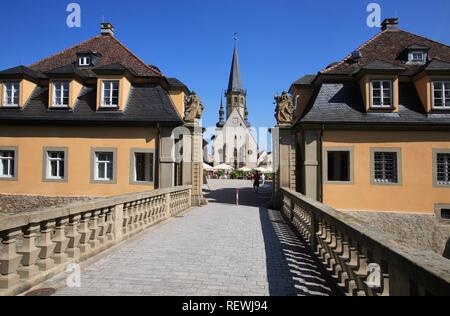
left=259, top=208, right=340, bottom=296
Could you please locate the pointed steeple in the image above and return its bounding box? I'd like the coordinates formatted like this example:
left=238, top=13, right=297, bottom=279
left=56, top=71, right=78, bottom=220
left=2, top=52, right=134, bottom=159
left=227, top=33, right=244, bottom=93
left=216, top=94, right=226, bottom=128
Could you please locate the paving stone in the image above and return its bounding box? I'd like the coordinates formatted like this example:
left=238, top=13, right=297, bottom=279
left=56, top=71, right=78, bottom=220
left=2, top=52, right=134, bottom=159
left=51, top=180, right=335, bottom=296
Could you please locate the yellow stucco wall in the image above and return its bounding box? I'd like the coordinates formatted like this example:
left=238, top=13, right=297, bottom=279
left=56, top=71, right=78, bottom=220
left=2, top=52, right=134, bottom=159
left=169, top=90, right=186, bottom=117
left=360, top=75, right=399, bottom=112
left=0, top=126, right=157, bottom=197
left=96, top=76, right=131, bottom=110
left=294, top=88, right=314, bottom=119
left=48, top=79, right=84, bottom=109
left=322, top=130, right=450, bottom=214
left=0, top=79, right=36, bottom=108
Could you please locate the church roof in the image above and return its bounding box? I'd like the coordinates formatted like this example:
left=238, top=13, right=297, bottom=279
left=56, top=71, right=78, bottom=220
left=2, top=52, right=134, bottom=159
left=227, top=46, right=244, bottom=92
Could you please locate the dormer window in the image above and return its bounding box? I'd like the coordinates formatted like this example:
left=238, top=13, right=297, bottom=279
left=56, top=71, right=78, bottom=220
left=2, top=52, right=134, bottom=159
left=52, top=81, right=70, bottom=108
left=370, top=80, right=393, bottom=108
left=101, top=80, right=119, bottom=108
left=432, top=81, right=450, bottom=109
left=2, top=81, right=20, bottom=107
left=79, top=56, right=91, bottom=67
left=409, top=51, right=426, bottom=63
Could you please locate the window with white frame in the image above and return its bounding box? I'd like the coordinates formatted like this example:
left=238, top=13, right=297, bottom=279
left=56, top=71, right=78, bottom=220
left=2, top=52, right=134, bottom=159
left=46, top=151, right=65, bottom=180
left=3, top=81, right=20, bottom=107
left=432, top=81, right=450, bottom=109
left=371, top=80, right=393, bottom=108
left=101, top=80, right=119, bottom=107
left=437, top=153, right=450, bottom=185
left=79, top=56, right=91, bottom=66
left=52, top=81, right=70, bottom=107
left=133, top=152, right=154, bottom=183
left=95, top=152, right=114, bottom=181
left=373, top=151, right=398, bottom=183
left=0, top=150, right=15, bottom=178
left=409, top=51, right=426, bottom=63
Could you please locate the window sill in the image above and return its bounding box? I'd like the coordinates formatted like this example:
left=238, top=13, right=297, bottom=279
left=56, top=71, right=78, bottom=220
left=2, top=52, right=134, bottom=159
left=43, top=177, right=68, bottom=183
left=130, top=180, right=154, bottom=186
left=0, top=176, right=17, bottom=181
left=371, top=180, right=402, bottom=186
left=90, top=179, right=117, bottom=185
left=1, top=105, right=20, bottom=109
left=324, top=180, right=354, bottom=185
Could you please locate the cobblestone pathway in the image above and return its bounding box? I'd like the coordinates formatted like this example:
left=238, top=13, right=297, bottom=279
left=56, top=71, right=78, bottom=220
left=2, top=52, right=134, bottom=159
left=43, top=180, right=335, bottom=296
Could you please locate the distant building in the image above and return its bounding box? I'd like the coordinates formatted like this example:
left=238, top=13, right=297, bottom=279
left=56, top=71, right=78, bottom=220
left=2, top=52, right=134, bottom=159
left=211, top=37, right=258, bottom=169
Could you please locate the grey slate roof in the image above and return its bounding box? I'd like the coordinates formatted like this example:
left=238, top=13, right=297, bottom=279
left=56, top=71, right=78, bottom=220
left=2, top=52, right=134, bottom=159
left=227, top=46, right=244, bottom=92
left=292, top=75, right=316, bottom=86
left=0, top=66, right=44, bottom=80
left=299, top=82, right=450, bottom=125
left=0, top=84, right=182, bottom=125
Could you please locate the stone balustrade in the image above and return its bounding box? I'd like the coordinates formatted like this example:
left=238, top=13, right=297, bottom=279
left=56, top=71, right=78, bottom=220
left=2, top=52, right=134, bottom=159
left=0, top=186, right=192, bottom=296
left=281, top=188, right=450, bottom=296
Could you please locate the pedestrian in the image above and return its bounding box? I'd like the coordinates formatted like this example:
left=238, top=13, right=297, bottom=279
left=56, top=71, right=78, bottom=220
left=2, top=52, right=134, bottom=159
left=253, top=172, right=261, bottom=193
left=261, top=173, right=266, bottom=186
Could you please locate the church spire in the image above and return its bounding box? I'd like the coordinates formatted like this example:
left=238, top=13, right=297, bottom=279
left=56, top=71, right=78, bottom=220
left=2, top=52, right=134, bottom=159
left=227, top=33, right=244, bottom=93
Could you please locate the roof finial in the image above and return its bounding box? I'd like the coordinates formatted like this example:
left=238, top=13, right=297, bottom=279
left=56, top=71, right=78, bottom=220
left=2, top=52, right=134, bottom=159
left=234, top=33, right=238, bottom=47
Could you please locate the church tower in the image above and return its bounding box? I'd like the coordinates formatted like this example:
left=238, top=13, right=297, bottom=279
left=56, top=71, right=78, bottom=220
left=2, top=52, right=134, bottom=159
left=225, top=34, right=247, bottom=121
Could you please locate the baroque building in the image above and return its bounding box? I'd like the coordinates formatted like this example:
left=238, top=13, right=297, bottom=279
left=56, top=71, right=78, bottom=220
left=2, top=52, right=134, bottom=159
left=211, top=37, right=258, bottom=169
left=273, top=18, right=450, bottom=218
left=0, top=23, right=204, bottom=203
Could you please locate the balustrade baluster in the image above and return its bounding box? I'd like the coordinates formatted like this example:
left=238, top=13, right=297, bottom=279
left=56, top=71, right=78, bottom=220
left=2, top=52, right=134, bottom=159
left=88, top=210, right=101, bottom=249
left=36, top=220, right=56, bottom=271
left=66, top=214, right=81, bottom=259
left=52, top=217, right=70, bottom=264
left=97, top=209, right=107, bottom=246
left=17, top=224, right=40, bottom=279
left=78, top=212, right=91, bottom=254
left=0, top=228, right=22, bottom=289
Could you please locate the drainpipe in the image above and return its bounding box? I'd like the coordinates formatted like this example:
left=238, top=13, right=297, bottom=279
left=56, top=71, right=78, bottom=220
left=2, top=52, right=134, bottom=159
left=319, top=124, right=325, bottom=203
left=156, top=122, right=161, bottom=190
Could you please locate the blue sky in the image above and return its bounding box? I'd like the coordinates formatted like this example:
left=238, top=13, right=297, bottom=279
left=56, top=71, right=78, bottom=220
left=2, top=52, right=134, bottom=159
left=1, top=0, right=449, bottom=136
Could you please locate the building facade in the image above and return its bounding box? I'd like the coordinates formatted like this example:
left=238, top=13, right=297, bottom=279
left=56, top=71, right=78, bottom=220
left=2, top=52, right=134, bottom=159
left=0, top=23, right=204, bottom=200
left=274, top=19, right=450, bottom=218
left=211, top=38, right=258, bottom=169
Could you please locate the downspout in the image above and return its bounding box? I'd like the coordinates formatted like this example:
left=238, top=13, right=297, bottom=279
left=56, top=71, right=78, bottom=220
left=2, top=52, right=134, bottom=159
left=319, top=124, right=325, bottom=203
left=156, top=122, right=161, bottom=190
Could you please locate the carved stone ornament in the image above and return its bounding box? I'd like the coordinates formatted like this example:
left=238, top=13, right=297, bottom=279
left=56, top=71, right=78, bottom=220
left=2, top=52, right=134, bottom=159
left=184, top=91, right=204, bottom=122
left=274, top=91, right=295, bottom=124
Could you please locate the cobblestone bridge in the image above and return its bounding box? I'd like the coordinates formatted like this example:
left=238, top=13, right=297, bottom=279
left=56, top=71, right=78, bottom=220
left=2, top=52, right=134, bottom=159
left=29, top=180, right=336, bottom=296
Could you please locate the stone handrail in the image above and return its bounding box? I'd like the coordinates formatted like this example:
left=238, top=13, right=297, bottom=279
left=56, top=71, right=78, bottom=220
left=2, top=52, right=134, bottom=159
left=281, top=188, right=450, bottom=296
left=0, top=185, right=192, bottom=296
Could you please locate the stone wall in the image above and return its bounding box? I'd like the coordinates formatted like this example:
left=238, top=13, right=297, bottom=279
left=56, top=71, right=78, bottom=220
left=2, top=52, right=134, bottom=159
left=0, top=195, right=97, bottom=217
left=345, top=211, right=450, bottom=259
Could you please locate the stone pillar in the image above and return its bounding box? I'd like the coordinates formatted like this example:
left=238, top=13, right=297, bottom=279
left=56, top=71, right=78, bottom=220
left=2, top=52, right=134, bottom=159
left=304, top=130, right=320, bottom=200
left=185, top=121, right=206, bottom=206
left=272, top=125, right=296, bottom=209
left=160, top=127, right=176, bottom=189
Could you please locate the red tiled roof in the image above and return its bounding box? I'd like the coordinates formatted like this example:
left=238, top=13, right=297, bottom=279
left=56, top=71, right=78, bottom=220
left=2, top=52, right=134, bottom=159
left=323, top=29, right=450, bottom=75
left=29, top=34, right=162, bottom=77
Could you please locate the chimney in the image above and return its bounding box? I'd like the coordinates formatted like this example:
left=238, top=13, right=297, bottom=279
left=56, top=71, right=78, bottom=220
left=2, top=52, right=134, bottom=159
left=101, top=22, right=115, bottom=36
left=381, top=18, right=399, bottom=31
